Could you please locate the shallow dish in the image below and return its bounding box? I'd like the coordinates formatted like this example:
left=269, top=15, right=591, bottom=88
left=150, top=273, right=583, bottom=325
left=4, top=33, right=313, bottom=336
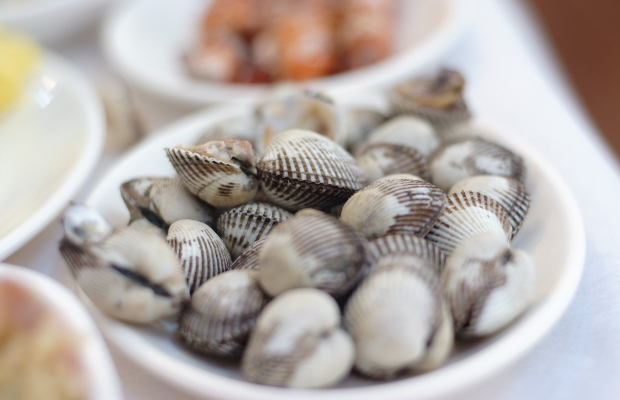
left=0, top=262, right=123, bottom=400
left=0, top=51, right=105, bottom=260
left=82, top=104, right=585, bottom=400
left=102, top=0, right=478, bottom=107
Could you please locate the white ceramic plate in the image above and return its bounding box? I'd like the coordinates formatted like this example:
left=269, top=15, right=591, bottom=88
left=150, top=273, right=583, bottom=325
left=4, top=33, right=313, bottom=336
left=0, top=0, right=111, bottom=44
left=103, top=0, right=478, bottom=107
left=0, top=52, right=105, bottom=261
left=0, top=263, right=123, bottom=400
left=82, top=104, right=585, bottom=400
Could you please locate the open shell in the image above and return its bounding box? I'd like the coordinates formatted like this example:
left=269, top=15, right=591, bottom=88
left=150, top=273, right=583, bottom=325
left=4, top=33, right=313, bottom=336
left=429, top=137, right=526, bottom=192
left=178, top=269, right=269, bottom=357
left=362, top=115, right=439, bottom=157
left=442, top=233, right=535, bottom=337
left=449, top=175, right=530, bottom=236
left=367, top=234, right=447, bottom=274
left=166, top=220, right=232, bottom=294
left=257, top=129, right=367, bottom=211
left=216, top=202, right=293, bottom=259
left=229, top=236, right=268, bottom=271
left=258, top=210, right=368, bottom=297
left=166, top=139, right=259, bottom=208
left=344, top=254, right=453, bottom=379
left=425, top=191, right=513, bottom=254
left=242, top=288, right=354, bottom=388
left=340, top=177, right=446, bottom=239
left=355, top=143, right=429, bottom=183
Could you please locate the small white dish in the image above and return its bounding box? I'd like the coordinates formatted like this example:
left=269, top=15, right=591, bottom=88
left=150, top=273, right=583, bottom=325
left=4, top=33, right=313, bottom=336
left=82, top=104, right=585, bottom=400
left=0, top=263, right=123, bottom=400
left=0, top=51, right=105, bottom=261
left=103, top=0, right=478, bottom=107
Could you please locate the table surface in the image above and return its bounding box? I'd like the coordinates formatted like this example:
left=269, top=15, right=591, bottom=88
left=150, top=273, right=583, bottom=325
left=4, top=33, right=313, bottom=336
left=6, top=0, right=620, bottom=399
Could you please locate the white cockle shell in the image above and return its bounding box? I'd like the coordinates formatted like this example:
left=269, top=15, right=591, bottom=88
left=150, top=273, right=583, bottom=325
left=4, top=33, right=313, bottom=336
left=178, top=269, right=270, bottom=357
left=166, top=220, right=232, bottom=294
left=442, top=232, right=535, bottom=337
left=216, top=202, right=293, bottom=259
left=340, top=177, right=446, bottom=239
left=229, top=236, right=268, bottom=270
left=355, top=143, right=429, bottom=183
left=344, top=254, right=453, bottom=379
left=257, top=129, right=367, bottom=211
left=367, top=234, right=447, bottom=274
left=242, top=288, right=355, bottom=388
left=362, top=115, right=440, bottom=157
left=343, top=108, right=387, bottom=150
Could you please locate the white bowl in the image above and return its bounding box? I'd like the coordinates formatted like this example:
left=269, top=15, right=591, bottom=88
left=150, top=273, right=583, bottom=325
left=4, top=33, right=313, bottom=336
left=102, top=0, right=478, bottom=107
left=0, top=0, right=111, bottom=44
left=0, top=51, right=105, bottom=261
left=82, top=104, right=585, bottom=400
left=0, top=263, right=123, bottom=400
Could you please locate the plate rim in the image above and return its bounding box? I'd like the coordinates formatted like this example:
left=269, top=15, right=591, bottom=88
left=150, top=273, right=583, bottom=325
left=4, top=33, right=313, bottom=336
left=83, top=104, right=585, bottom=400
left=0, top=51, right=105, bottom=261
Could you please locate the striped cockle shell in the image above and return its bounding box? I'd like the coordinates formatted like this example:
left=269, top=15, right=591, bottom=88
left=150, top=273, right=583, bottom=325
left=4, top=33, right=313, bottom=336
left=355, top=143, right=429, bottom=183
left=242, top=288, right=354, bottom=388
left=257, top=129, right=367, bottom=211
left=367, top=234, right=447, bottom=274
left=178, top=269, right=270, bottom=357
left=442, top=232, right=535, bottom=337
left=449, top=175, right=530, bottom=236
left=229, top=237, right=268, bottom=270
left=120, top=177, right=216, bottom=231
left=361, top=115, right=439, bottom=157
left=344, top=254, right=453, bottom=379
left=429, top=137, right=526, bottom=192
left=258, top=209, right=368, bottom=297
left=216, top=202, right=293, bottom=259
left=343, top=108, right=387, bottom=150
left=59, top=205, right=189, bottom=324
left=166, top=220, right=232, bottom=294
left=166, top=139, right=259, bottom=208
left=195, top=115, right=257, bottom=146
left=390, top=69, right=471, bottom=132
left=425, top=191, right=513, bottom=254
left=340, top=177, right=446, bottom=239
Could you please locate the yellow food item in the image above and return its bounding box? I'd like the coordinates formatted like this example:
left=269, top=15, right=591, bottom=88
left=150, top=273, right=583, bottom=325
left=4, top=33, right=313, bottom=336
left=0, top=30, right=40, bottom=113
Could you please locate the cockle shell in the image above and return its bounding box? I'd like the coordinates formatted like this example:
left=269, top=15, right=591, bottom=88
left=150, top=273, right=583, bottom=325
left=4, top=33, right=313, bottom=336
left=340, top=177, right=446, bottom=239
left=257, top=129, right=367, bottom=211
left=442, top=232, right=535, bottom=337
left=166, top=139, right=259, bottom=208
left=242, top=288, right=354, bottom=388
left=390, top=69, right=471, bottom=131
left=166, top=220, right=232, bottom=294
left=59, top=205, right=189, bottom=324
left=362, top=115, right=440, bottom=157
left=344, top=254, right=453, bottom=379
left=178, top=270, right=270, bottom=357
left=258, top=209, right=368, bottom=297
left=425, top=191, right=513, bottom=254
left=367, top=234, right=447, bottom=274
left=449, top=175, right=530, bottom=236
left=229, top=236, right=268, bottom=270
left=120, top=177, right=216, bottom=230
left=216, top=202, right=293, bottom=259
left=343, top=108, right=387, bottom=150
left=429, top=137, right=526, bottom=192
left=195, top=115, right=257, bottom=146
left=355, top=143, right=429, bottom=183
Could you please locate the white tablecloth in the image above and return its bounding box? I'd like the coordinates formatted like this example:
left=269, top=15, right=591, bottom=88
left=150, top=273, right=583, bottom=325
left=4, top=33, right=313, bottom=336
left=7, top=0, right=620, bottom=399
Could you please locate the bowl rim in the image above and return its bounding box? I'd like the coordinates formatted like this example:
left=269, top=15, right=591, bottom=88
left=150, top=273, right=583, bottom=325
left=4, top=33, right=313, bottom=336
left=83, top=104, right=585, bottom=400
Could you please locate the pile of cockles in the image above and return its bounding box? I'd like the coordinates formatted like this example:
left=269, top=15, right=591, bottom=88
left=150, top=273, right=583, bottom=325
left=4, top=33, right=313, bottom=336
left=59, top=69, right=535, bottom=388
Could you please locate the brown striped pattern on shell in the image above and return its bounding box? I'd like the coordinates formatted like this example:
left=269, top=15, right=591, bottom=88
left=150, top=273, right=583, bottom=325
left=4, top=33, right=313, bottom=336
left=229, top=236, right=268, bottom=270
left=425, top=192, right=513, bottom=254
left=340, top=178, right=446, bottom=239
left=449, top=176, right=530, bottom=236
left=429, top=137, right=526, bottom=192
left=257, top=130, right=367, bottom=211
left=166, top=147, right=258, bottom=208
left=344, top=254, right=452, bottom=379
left=355, top=143, right=429, bottom=183
left=166, top=220, right=232, bottom=294
left=361, top=115, right=439, bottom=157
left=367, top=234, right=447, bottom=274
left=217, top=202, right=293, bottom=259
left=258, top=211, right=367, bottom=297
left=178, top=270, right=269, bottom=357
left=59, top=238, right=100, bottom=276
